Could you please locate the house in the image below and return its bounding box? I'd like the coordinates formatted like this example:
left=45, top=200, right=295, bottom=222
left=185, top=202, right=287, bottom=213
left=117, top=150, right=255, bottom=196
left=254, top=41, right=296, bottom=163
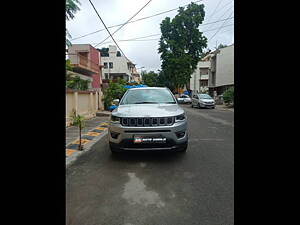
left=190, top=60, right=210, bottom=94
left=67, top=44, right=102, bottom=91
left=189, top=44, right=234, bottom=98
left=67, top=44, right=103, bottom=110
left=99, top=45, right=136, bottom=83
left=208, top=44, right=234, bottom=97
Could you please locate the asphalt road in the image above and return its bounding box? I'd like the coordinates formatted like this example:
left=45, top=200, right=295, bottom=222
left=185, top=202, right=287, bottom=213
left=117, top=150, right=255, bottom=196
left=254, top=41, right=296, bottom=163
left=66, top=104, right=234, bottom=225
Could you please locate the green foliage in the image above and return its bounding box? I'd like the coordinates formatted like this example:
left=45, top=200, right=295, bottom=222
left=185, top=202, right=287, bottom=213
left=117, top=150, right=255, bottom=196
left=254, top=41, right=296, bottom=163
left=71, top=112, right=85, bottom=150
left=66, top=0, right=81, bottom=21
left=223, top=87, right=234, bottom=105
left=66, top=74, right=90, bottom=90
left=103, top=80, right=127, bottom=110
left=66, top=0, right=81, bottom=47
left=158, top=2, right=207, bottom=91
left=66, top=59, right=73, bottom=71
left=216, top=44, right=227, bottom=50
left=142, top=71, right=159, bottom=87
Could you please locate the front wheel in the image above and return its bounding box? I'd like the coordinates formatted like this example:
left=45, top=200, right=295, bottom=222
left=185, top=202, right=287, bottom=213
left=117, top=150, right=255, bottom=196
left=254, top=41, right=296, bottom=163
left=198, top=103, right=201, bottom=108
left=178, top=142, right=188, bottom=152
left=191, top=103, right=194, bottom=108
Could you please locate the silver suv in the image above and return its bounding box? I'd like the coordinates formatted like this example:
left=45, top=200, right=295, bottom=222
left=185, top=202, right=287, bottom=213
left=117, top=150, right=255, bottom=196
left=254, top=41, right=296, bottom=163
left=108, top=87, right=188, bottom=153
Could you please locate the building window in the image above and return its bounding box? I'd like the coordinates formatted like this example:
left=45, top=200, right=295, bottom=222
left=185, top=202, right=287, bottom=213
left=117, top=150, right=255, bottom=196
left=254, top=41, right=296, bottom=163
left=200, top=68, right=209, bottom=75
left=109, top=62, right=113, bottom=68
left=103, top=62, right=108, bottom=69
left=104, top=73, right=109, bottom=79
left=200, top=80, right=208, bottom=87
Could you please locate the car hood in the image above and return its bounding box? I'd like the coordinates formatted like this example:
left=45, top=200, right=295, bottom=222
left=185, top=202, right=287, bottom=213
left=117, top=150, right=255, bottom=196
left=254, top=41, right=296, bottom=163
left=112, top=104, right=184, bottom=117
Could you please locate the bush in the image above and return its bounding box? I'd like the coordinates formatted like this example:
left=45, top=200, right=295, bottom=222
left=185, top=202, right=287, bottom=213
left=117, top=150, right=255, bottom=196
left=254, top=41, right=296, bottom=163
left=223, top=87, right=234, bottom=105
left=103, top=80, right=127, bottom=110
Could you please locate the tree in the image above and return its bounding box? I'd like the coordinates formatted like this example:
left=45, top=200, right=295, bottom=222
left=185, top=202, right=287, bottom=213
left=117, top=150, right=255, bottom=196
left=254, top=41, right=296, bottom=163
left=158, top=2, right=207, bottom=92
left=216, top=43, right=227, bottom=50
left=71, top=112, right=85, bottom=151
left=66, top=74, right=90, bottom=90
left=223, top=87, right=234, bottom=106
left=103, top=79, right=127, bottom=110
left=142, top=71, right=159, bottom=87
left=66, top=0, right=81, bottom=47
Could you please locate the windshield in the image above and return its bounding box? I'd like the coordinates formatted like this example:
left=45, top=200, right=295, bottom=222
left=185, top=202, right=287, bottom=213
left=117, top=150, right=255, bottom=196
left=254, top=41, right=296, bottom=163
left=199, top=94, right=212, bottom=99
left=120, top=88, right=176, bottom=105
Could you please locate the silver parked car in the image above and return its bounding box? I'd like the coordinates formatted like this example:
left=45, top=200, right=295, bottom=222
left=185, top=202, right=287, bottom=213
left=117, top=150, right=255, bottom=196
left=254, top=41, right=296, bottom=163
left=109, top=87, right=188, bottom=153
left=191, top=94, right=215, bottom=109
left=177, top=94, right=192, bottom=104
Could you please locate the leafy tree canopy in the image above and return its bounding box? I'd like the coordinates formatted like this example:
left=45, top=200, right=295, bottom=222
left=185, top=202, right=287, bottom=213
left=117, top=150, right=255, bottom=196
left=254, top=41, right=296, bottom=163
left=158, top=2, right=207, bottom=91
left=66, top=0, right=81, bottom=47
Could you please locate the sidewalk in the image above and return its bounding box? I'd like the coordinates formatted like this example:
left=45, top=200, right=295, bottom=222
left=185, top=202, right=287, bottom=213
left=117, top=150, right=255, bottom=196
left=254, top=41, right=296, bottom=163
left=66, top=115, right=110, bottom=159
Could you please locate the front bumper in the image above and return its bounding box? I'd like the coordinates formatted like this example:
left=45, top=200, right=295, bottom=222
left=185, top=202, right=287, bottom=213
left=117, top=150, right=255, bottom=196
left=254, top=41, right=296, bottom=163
left=108, top=120, right=188, bottom=150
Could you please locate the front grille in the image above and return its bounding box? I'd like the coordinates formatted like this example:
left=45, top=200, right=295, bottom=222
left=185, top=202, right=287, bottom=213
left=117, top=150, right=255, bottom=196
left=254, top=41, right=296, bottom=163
left=121, top=117, right=174, bottom=127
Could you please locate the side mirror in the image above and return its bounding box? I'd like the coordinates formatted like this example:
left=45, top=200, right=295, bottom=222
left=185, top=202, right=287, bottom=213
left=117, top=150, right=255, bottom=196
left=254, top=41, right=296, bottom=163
left=113, top=99, right=120, bottom=105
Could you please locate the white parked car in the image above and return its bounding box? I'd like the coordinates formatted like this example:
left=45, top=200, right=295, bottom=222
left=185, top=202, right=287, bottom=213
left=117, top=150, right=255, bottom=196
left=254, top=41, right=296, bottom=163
left=191, top=94, right=215, bottom=109
left=177, top=94, right=192, bottom=104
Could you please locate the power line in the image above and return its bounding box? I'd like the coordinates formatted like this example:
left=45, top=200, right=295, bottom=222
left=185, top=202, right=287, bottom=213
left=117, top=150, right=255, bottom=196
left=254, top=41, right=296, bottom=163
left=206, top=0, right=224, bottom=23
left=88, top=0, right=130, bottom=62
left=206, top=2, right=233, bottom=31
left=89, top=24, right=234, bottom=46
left=208, top=11, right=233, bottom=41
left=71, top=0, right=203, bottom=41
left=71, top=16, right=233, bottom=44
left=94, top=0, right=152, bottom=47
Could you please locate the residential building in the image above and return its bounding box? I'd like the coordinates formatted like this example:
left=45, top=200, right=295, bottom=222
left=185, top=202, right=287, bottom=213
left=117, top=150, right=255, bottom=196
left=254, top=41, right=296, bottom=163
left=100, top=45, right=135, bottom=83
left=190, top=60, right=210, bottom=95
left=208, top=44, right=234, bottom=97
left=189, top=44, right=234, bottom=98
left=131, top=66, right=141, bottom=83
left=67, top=44, right=103, bottom=110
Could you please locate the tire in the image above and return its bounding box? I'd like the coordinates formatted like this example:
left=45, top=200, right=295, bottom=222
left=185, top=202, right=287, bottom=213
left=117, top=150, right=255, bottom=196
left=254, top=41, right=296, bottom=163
left=109, top=143, right=120, bottom=154
left=191, top=103, right=194, bottom=108
left=178, top=142, right=188, bottom=152
left=198, top=103, right=201, bottom=109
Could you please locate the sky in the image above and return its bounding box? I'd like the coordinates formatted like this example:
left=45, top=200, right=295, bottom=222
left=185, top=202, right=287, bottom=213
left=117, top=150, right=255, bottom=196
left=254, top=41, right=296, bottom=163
left=66, top=0, right=234, bottom=73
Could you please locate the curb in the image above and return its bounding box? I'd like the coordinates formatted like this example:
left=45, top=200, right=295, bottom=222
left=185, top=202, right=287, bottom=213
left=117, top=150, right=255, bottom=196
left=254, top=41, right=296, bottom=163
left=66, top=129, right=108, bottom=168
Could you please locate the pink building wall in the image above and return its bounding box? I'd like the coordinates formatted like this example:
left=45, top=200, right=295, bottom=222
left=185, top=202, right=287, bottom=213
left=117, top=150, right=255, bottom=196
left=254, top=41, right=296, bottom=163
left=89, top=46, right=102, bottom=88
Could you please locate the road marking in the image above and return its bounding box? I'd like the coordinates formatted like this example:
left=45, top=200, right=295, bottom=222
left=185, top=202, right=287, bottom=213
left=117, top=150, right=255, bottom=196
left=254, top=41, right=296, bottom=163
left=72, top=139, right=90, bottom=145
left=95, top=127, right=107, bottom=130
left=66, top=149, right=77, bottom=156
left=86, top=132, right=100, bottom=136
left=101, top=122, right=109, bottom=126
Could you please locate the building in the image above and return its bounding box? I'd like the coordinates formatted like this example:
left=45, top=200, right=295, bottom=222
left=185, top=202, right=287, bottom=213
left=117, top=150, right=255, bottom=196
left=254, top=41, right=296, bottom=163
left=131, top=66, right=141, bottom=83
left=67, top=44, right=103, bottom=110
left=208, top=44, right=234, bottom=97
left=190, top=60, right=210, bottom=94
left=67, top=44, right=102, bottom=91
left=100, top=45, right=136, bottom=83
left=189, top=44, right=234, bottom=98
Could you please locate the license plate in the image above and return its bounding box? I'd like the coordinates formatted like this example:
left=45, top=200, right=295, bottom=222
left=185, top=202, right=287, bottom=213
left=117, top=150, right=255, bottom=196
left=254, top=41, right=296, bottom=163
left=133, top=136, right=166, bottom=144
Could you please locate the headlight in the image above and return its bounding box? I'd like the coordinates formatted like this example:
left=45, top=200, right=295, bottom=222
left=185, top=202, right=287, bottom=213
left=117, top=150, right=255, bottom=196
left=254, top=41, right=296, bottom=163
left=175, top=113, right=186, bottom=122
left=110, top=115, right=120, bottom=123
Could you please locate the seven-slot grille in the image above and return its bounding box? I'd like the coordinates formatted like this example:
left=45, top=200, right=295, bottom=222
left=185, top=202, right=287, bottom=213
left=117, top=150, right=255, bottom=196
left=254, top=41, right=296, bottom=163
left=121, top=117, right=174, bottom=127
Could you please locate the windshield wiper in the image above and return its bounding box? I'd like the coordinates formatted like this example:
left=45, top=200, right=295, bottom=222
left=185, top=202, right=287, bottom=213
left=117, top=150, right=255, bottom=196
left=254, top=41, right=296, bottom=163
left=134, top=102, right=158, bottom=104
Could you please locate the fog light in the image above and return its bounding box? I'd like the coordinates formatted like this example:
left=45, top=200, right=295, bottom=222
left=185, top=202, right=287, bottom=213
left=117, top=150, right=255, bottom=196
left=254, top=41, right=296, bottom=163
left=110, top=131, right=120, bottom=139
left=176, top=131, right=185, bottom=138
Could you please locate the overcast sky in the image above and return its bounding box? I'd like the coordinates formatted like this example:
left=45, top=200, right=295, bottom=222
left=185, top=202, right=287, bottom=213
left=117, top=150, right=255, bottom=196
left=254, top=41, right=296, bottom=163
left=67, top=0, right=234, bottom=72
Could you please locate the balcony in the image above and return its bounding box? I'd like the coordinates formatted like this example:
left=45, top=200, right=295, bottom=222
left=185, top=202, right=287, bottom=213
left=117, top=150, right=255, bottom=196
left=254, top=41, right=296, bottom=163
left=68, top=53, right=99, bottom=75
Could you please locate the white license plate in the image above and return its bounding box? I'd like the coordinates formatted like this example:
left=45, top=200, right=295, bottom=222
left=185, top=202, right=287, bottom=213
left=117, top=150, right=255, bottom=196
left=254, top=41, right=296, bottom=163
left=133, top=136, right=166, bottom=144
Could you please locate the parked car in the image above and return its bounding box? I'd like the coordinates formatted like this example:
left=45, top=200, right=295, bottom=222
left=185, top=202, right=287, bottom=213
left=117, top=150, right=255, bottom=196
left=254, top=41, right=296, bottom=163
left=108, top=87, right=188, bottom=153
left=191, top=94, right=215, bottom=109
left=177, top=94, right=192, bottom=104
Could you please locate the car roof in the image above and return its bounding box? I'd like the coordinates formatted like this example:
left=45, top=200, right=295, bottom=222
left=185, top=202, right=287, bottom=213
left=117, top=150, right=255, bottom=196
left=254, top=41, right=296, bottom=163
left=128, top=87, right=168, bottom=90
